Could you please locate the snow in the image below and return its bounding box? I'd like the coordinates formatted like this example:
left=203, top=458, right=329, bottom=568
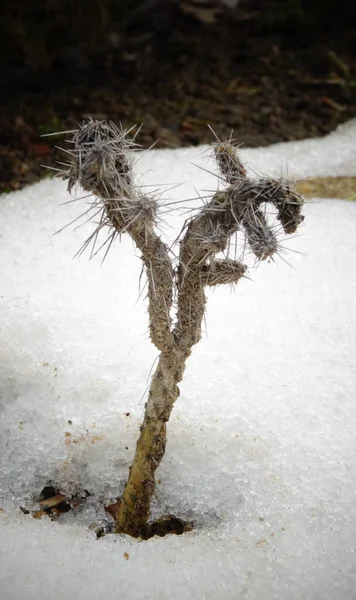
left=1, top=119, right=356, bottom=599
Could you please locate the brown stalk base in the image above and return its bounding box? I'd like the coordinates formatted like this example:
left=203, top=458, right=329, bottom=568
left=106, top=499, right=193, bottom=540
left=115, top=349, right=188, bottom=537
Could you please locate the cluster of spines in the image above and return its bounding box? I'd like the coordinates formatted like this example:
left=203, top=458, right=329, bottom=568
left=58, top=120, right=304, bottom=275
left=67, top=120, right=134, bottom=196
left=207, top=136, right=304, bottom=265
left=57, top=120, right=159, bottom=259
left=214, top=141, right=247, bottom=183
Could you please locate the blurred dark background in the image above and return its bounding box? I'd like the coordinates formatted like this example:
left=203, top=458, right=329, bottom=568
left=1, top=0, right=355, bottom=193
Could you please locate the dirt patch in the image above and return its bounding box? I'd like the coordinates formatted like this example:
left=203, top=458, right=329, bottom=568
left=23, top=485, right=193, bottom=540
left=0, top=2, right=355, bottom=194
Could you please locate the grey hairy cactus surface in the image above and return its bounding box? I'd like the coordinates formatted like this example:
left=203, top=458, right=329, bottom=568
left=57, top=119, right=304, bottom=537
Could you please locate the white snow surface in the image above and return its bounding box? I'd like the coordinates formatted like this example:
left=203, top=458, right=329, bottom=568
left=1, top=120, right=356, bottom=599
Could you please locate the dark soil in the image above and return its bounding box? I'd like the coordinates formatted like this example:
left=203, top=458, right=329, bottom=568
left=1, top=1, right=355, bottom=194
left=27, top=485, right=193, bottom=539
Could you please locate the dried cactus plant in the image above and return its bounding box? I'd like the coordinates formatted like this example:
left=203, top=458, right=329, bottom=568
left=58, top=120, right=304, bottom=537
